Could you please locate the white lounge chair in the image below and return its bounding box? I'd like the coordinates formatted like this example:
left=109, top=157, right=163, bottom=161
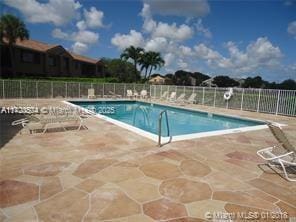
left=127, top=90, right=133, bottom=99
left=133, top=90, right=140, bottom=99
left=160, top=91, right=168, bottom=100
left=168, top=92, right=177, bottom=102
left=88, top=88, right=95, bottom=99
left=257, top=122, right=296, bottom=181
left=185, top=93, right=197, bottom=104
left=175, top=93, right=186, bottom=103
left=140, top=90, right=148, bottom=99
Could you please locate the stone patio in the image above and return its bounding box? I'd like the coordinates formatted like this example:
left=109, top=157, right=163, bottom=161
left=0, top=99, right=295, bottom=221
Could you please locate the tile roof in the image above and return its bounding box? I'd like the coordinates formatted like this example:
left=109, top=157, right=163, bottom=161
left=3, top=38, right=100, bottom=64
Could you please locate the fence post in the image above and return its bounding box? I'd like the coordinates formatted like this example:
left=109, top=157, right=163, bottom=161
left=275, top=90, right=280, bottom=115
left=19, top=80, right=22, bottom=99
left=51, top=82, right=53, bottom=98
left=113, top=83, right=115, bottom=93
left=65, top=82, right=67, bottom=98
left=213, top=88, right=216, bottom=107
left=257, top=89, right=261, bottom=112
left=78, top=83, right=80, bottom=98
left=102, top=83, right=105, bottom=97
left=2, top=80, right=5, bottom=99
left=123, top=84, right=126, bottom=97
left=160, top=85, right=162, bottom=98
left=202, top=87, right=205, bottom=105
left=240, top=88, right=244, bottom=110
left=36, top=81, right=38, bottom=99
left=183, top=86, right=185, bottom=95
left=167, top=86, right=170, bottom=100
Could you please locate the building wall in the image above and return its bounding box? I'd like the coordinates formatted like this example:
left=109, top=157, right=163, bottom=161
left=0, top=45, right=103, bottom=77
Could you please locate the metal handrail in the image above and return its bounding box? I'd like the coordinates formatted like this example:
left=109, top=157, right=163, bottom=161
left=133, top=105, right=150, bottom=126
left=158, top=110, right=171, bottom=147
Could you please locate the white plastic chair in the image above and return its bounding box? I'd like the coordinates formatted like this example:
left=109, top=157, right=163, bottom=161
left=257, top=122, right=296, bottom=182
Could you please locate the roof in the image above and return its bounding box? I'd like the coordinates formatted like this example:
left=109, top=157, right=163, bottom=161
left=7, top=38, right=58, bottom=52
left=69, top=52, right=100, bottom=64
left=3, top=38, right=101, bottom=64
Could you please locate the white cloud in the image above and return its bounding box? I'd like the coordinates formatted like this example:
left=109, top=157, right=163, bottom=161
left=52, top=28, right=69, bottom=39
left=71, top=42, right=88, bottom=54
left=72, top=30, right=99, bottom=44
left=111, top=30, right=145, bottom=50
left=164, top=53, right=175, bottom=67
left=177, top=59, right=189, bottom=70
left=144, top=0, right=210, bottom=17
left=195, top=19, right=212, bottom=38
left=4, top=0, right=81, bottom=26
left=287, top=21, right=296, bottom=39
left=144, top=37, right=168, bottom=52
left=141, top=4, right=194, bottom=41
left=52, top=29, right=99, bottom=45
left=152, top=22, right=193, bottom=41
left=179, top=45, right=194, bottom=57
left=193, top=37, right=283, bottom=73
left=83, top=7, right=104, bottom=28
left=76, top=20, right=87, bottom=30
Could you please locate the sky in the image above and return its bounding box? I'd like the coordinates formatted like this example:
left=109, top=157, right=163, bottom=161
left=1, top=0, right=296, bottom=82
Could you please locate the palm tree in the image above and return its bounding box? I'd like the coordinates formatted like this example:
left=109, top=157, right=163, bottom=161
left=0, top=14, right=29, bottom=76
left=146, top=52, right=165, bottom=79
left=139, top=52, right=151, bottom=80
left=120, top=46, right=144, bottom=81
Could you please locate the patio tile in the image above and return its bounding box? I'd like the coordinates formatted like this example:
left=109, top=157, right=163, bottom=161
left=75, top=178, right=104, bottom=193
left=73, top=158, right=116, bottom=178
left=40, top=176, right=63, bottom=200
left=186, top=200, right=226, bottom=219
left=180, top=159, right=211, bottom=177
left=156, top=150, right=189, bottom=162
left=4, top=207, right=37, bottom=222
left=213, top=191, right=279, bottom=211
left=248, top=178, right=296, bottom=206
left=139, top=161, right=182, bottom=180
left=35, top=188, right=88, bottom=222
left=23, top=161, right=71, bottom=177
left=118, top=178, right=161, bottom=203
left=93, top=166, right=143, bottom=183
left=224, top=203, right=271, bottom=220
left=84, top=188, right=141, bottom=221
left=159, top=178, right=212, bottom=203
left=226, top=151, right=263, bottom=163
left=143, top=198, right=187, bottom=220
left=202, top=171, right=252, bottom=191
left=276, top=201, right=296, bottom=217
left=0, top=180, right=39, bottom=208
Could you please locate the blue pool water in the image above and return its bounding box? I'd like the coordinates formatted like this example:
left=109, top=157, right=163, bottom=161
left=70, top=101, right=264, bottom=137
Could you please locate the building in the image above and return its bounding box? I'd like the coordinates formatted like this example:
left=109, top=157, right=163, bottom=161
left=0, top=39, right=103, bottom=77
left=201, top=78, right=217, bottom=87
left=149, top=75, right=166, bottom=85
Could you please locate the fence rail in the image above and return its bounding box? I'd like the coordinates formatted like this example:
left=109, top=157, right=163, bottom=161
left=0, top=79, right=295, bottom=117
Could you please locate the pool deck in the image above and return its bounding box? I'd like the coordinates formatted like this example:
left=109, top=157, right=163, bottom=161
left=0, top=99, right=295, bottom=221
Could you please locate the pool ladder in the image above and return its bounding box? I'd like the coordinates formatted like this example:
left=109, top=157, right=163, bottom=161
left=158, top=110, right=172, bottom=147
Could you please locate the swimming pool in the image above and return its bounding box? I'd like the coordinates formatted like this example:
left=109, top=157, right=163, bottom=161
left=68, top=100, right=266, bottom=142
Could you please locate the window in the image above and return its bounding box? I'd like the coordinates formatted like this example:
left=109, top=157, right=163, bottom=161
left=75, top=61, right=80, bottom=69
left=48, top=56, right=56, bottom=66
left=21, top=51, right=34, bottom=63
left=20, top=50, right=41, bottom=64
left=64, top=57, right=69, bottom=70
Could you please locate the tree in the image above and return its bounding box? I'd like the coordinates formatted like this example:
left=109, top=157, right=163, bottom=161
left=279, top=79, right=296, bottom=90
left=242, top=76, right=265, bottom=88
left=140, top=51, right=165, bottom=79
left=120, top=46, right=144, bottom=81
left=100, top=58, right=140, bottom=83
left=0, top=14, right=29, bottom=76
left=213, top=76, right=239, bottom=87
